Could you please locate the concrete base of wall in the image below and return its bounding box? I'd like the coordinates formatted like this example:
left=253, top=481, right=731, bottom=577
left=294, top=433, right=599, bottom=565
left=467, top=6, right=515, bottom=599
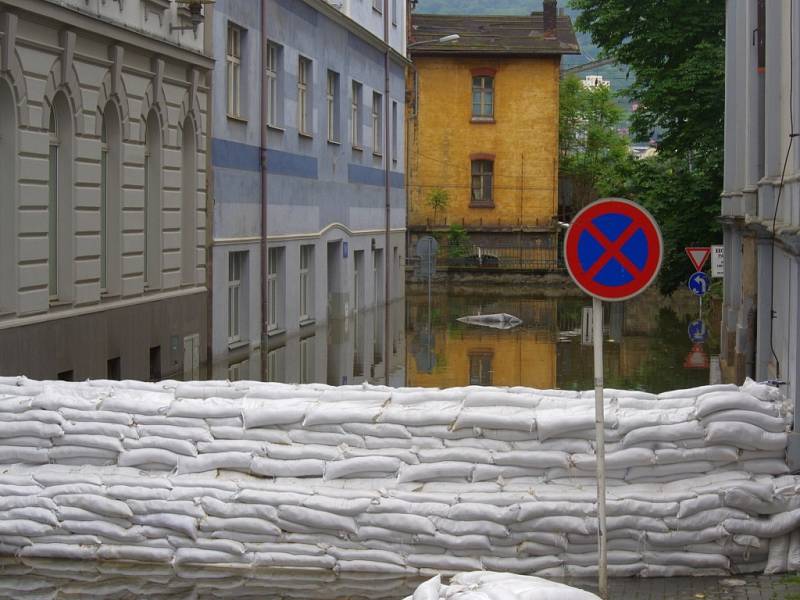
left=0, top=292, right=207, bottom=381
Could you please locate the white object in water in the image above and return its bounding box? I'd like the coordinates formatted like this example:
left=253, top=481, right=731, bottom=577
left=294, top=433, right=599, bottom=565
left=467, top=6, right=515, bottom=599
left=457, top=313, right=522, bottom=330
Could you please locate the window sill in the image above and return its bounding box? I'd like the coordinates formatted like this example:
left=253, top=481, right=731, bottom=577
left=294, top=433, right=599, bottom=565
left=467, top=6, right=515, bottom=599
left=228, top=340, right=249, bottom=351
left=469, top=202, right=495, bottom=209
left=372, top=151, right=383, bottom=158
left=299, top=318, right=316, bottom=327
left=327, top=138, right=341, bottom=146
left=267, top=124, right=285, bottom=132
left=267, top=327, right=286, bottom=337
left=299, top=131, right=314, bottom=139
left=352, top=145, right=364, bottom=152
left=471, top=117, right=496, bottom=124
left=227, top=114, right=248, bottom=124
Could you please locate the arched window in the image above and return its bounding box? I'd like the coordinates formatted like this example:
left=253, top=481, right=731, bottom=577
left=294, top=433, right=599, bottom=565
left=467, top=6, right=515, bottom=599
left=144, top=109, right=162, bottom=289
left=100, top=101, right=122, bottom=295
left=49, top=92, right=73, bottom=302
left=181, top=117, right=196, bottom=285
left=0, top=80, right=16, bottom=314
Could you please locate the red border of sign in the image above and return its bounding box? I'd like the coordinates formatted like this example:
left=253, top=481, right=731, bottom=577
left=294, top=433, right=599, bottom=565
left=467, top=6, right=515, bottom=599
left=685, top=247, right=711, bottom=272
left=564, top=198, right=663, bottom=302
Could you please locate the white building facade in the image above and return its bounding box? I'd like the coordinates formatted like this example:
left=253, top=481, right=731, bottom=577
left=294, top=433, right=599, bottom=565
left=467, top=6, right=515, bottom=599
left=0, top=0, right=211, bottom=380
left=722, top=1, right=800, bottom=460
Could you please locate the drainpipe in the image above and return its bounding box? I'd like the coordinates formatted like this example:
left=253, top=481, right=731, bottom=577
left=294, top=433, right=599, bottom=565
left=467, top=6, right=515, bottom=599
left=260, top=0, right=269, bottom=381
left=204, top=2, right=214, bottom=378
left=383, top=1, right=391, bottom=383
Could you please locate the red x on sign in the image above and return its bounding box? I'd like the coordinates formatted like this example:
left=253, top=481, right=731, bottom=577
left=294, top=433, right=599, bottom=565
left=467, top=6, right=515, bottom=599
left=564, top=199, right=663, bottom=302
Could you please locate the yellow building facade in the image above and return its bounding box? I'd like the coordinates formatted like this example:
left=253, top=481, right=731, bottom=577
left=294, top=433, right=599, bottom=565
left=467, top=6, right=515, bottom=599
left=407, top=10, right=578, bottom=263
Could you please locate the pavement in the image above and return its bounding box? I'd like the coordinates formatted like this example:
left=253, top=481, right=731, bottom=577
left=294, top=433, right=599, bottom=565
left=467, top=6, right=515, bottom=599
left=571, top=576, right=800, bottom=600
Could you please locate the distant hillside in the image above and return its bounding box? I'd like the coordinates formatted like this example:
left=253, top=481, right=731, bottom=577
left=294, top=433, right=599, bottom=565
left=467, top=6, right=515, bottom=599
left=412, top=0, right=598, bottom=67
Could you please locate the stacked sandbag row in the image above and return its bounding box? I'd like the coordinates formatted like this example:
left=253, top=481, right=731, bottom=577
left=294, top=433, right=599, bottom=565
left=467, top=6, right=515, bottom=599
left=2, top=464, right=800, bottom=576
left=0, top=378, right=790, bottom=486
left=0, top=556, right=422, bottom=600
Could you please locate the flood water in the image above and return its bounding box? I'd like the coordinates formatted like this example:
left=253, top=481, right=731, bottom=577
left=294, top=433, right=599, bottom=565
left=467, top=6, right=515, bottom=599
left=229, top=283, right=721, bottom=394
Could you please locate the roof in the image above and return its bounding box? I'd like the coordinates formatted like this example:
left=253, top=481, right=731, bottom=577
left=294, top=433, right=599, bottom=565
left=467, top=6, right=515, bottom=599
left=409, top=13, right=580, bottom=57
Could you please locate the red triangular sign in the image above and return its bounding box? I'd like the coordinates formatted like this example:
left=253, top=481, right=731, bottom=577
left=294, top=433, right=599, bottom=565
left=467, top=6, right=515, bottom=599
left=686, top=247, right=711, bottom=272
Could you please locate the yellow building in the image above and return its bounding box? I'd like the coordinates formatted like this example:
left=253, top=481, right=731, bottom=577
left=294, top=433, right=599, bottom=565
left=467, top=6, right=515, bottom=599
left=407, top=5, right=578, bottom=266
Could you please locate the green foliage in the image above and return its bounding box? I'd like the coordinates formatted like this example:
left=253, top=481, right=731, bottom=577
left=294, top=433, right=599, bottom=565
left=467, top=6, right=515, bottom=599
left=426, top=188, right=450, bottom=223
left=568, top=0, right=725, bottom=294
left=446, top=224, right=471, bottom=258
left=569, top=0, right=725, bottom=176
left=599, top=155, right=722, bottom=295
left=559, top=75, right=629, bottom=188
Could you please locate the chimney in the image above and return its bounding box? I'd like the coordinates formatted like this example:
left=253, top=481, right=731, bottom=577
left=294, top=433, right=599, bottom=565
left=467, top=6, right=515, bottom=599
left=543, top=0, right=557, bottom=40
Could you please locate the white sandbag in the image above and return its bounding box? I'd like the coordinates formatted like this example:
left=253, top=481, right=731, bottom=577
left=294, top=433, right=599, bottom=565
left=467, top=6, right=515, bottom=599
left=0, top=496, right=56, bottom=512
left=106, top=485, right=169, bottom=501
left=0, top=421, right=62, bottom=438
left=622, top=422, right=705, bottom=447
left=705, top=422, right=787, bottom=451
left=398, top=462, right=474, bottom=483
left=741, top=378, right=784, bottom=403
left=473, top=465, right=545, bottom=481
left=0, top=519, right=53, bottom=537
left=343, top=422, right=412, bottom=439
left=242, top=398, right=312, bottom=427
left=124, top=436, right=197, bottom=456
left=359, top=512, right=436, bottom=535
left=54, top=494, right=133, bottom=519
left=253, top=551, right=335, bottom=568
left=196, top=439, right=265, bottom=454
left=200, top=496, right=277, bottom=520
left=493, top=450, right=569, bottom=469
left=787, top=530, right=800, bottom=571
left=378, top=404, right=460, bottom=427
left=136, top=424, right=213, bottom=443
left=61, top=520, right=144, bottom=542
left=443, top=437, right=510, bottom=451
left=696, top=391, right=779, bottom=418
left=337, top=559, right=417, bottom=574
left=0, top=447, right=49, bottom=464
left=341, top=446, right=419, bottom=465
left=212, top=426, right=291, bottom=444
left=516, top=501, right=595, bottom=521
left=606, top=499, right=678, bottom=518
left=133, top=513, right=198, bottom=539
left=127, top=499, right=204, bottom=519
left=1, top=507, right=58, bottom=527
left=325, top=457, right=402, bottom=480
left=302, top=496, right=371, bottom=516
left=765, top=534, right=790, bottom=574
left=61, top=421, right=135, bottom=439
left=57, top=506, right=131, bottom=527
left=304, top=402, right=384, bottom=427
left=288, top=430, right=365, bottom=447
left=410, top=574, right=441, bottom=600
left=416, top=532, right=493, bottom=551
left=118, top=448, right=179, bottom=468
left=512, top=515, right=593, bottom=536
left=738, top=459, right=790, bottom=475
left=19, top=543, right=98, bottom=560
left=357, top=525, right=418, bottom=544
left=536, top=412, right=595, bottom=440
left=96, top=544, right=174, bottom=563
left=235, top=488, right=309, bottom=505
left=463, top=390, right=539, bottom=408
left=278, top=505, right=357, bottom=534
left=176, top=452, right=253, bottom=474
left=416, top=447, right=492, bottom=464
left=0, top=436, right=52, bottom=448
left=250, top=457, right=325, bottom=478
left=100, top=391, right=170, bottom=416
left=452, top=407, right=535, bottom=432
left=168, top=397, right=243, bottom=418
left=58, top=407, right=132, bottom=425
left=433, top=516, right=507, bottom=538
left=447, top=502, right=520, bottom=523
left=701, top=409, right=787, bottom=433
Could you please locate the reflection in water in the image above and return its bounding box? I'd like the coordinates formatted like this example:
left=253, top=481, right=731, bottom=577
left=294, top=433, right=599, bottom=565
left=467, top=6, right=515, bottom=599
left=0, top=558, right=422, bottom=600
left=407, top=287, right=720, bottom=393
left=214, top=286, right=720, bottom=394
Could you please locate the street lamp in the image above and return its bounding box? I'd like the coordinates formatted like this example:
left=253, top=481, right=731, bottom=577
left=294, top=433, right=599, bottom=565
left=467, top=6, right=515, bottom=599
left=407, top=34, right=460, bottom=50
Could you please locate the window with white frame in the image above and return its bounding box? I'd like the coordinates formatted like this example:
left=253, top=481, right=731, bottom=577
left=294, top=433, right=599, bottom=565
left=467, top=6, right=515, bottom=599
left=298, top=56, right=312, bottom=135
left=266, top=42, right=281, bottom=127
left=372, top=91, right=383, bottom=155
left=268, top=247, right=284, bottom=331
left=472, top=75, right=494, bottom=118
left=351, top=81, right=363, bottom=148
left=226, top=24, right=242, bottom=118
left=327, top=70, right=340, bottom=143
left=227, top=251, right=246, bottom=344
left=299, top=245, right=314, bottom=322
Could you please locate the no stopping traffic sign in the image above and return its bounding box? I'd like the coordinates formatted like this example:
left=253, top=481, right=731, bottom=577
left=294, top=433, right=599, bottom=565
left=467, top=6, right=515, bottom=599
left=564, top=198, right=663, bottom=302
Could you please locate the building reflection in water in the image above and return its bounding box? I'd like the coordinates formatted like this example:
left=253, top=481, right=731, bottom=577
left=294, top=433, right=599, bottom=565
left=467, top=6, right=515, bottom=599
left=216, top=286, right=719, bottom=394
left=407, top=294, right=559, bottom=389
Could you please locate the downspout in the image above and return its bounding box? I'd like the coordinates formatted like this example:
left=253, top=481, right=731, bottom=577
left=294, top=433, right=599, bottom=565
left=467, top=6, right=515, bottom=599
left=260, top=0, right=269, bottom=381
left=204, top=2, right=214, bottom=378
left=383, top=0, right=391, bottom=383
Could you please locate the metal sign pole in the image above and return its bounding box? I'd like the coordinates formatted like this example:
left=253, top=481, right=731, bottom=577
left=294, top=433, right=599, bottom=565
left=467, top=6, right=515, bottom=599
left=593, top=296, right=608, bottom=599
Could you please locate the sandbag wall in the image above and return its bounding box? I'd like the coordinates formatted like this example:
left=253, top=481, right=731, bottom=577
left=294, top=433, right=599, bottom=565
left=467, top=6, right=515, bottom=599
left=0, top=376, right=799, bottom=576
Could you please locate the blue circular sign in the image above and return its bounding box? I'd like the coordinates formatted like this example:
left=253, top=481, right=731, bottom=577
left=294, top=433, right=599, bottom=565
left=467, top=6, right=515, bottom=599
left=688, top=272, right=710, bottom=296
left=688, top=319, right=709, bottom=343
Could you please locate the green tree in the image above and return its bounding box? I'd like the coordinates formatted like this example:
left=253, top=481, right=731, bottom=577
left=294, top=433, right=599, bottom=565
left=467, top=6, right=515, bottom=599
left=569, top=0, right=725, bottom=176
left=559, top=74, right=629, bottom=189
left=426, top=188, right=450, bottom=224
left=569, top=0, right=725, bottom=294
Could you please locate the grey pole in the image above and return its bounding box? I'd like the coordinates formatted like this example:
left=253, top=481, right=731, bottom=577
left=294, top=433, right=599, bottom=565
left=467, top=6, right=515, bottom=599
left=593, top=296, right=608, bottom=599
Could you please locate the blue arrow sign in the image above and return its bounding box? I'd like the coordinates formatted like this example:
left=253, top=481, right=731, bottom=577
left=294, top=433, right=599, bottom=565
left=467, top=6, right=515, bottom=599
left=688, top=272, right=710, bottom=296
left=688, top=319, right=709, bottom=344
